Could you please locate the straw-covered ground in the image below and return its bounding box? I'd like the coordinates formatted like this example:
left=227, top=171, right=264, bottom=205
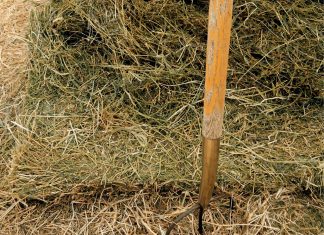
left=1, top=0, right=323, bottom=234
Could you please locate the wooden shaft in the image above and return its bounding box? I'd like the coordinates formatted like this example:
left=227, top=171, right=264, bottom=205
left=202, top=0, right=233, bottom=140
left=199, top=0, right=233, bottom=211
left=165, top=1, right=233, bottom=234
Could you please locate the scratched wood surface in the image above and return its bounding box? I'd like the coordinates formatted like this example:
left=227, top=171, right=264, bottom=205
left=202, top=0, right=233, bottom=139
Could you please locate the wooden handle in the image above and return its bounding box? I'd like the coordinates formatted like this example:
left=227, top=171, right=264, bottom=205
left=165, top=2, right=234, bottom=233
left=202, top=0, right=233, bottom=139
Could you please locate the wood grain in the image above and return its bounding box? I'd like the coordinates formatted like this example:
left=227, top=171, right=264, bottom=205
left=202, top=0, right=233, bottom=139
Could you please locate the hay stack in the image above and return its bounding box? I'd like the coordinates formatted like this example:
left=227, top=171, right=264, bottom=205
left=2, top=0, right=323, bottom=204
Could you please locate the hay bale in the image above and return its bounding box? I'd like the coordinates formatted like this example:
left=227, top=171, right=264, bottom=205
left=3, top=0, right=323, bottom=202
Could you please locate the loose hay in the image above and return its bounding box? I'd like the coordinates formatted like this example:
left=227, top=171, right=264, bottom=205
left=1, top=185, right=324, bottom=234
left=1, top=0, right=324, bottom=234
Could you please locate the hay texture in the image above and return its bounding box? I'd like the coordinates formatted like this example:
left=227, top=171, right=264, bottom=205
left=1, top=1, right=323, bottom=233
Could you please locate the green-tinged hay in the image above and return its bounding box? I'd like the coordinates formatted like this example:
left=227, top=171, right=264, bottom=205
left=2, top=0, right=323, bottom=204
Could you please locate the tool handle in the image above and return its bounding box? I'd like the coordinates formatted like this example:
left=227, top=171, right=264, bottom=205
left=202, top=0, right=233, bottom=139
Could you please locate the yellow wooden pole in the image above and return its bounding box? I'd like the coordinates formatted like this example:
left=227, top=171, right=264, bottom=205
left=199, top=0, right=233, bottom=208
left=166, top=0, right=233, bottom=233
left=198, top=0, right=233, bottom=233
